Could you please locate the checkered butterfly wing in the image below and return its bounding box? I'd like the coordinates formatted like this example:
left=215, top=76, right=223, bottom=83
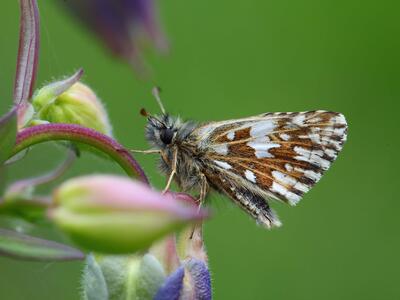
left=192, top=111, right=347, bottom=228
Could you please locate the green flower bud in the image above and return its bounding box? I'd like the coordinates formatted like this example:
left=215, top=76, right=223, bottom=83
left=49, top=175, right=208, bottom=254
left=31, top=73, right=112, bottom=136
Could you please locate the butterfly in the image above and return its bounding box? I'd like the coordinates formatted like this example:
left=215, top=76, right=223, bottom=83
left=134, top=88, right=348, bottom=228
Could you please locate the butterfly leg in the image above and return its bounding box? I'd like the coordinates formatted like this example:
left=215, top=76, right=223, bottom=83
left=188, top=174, right=208, bottom=240
left=198, top=174, right=209, bottom=205
left=163, top=148, right=178, bottom=193
left=130, top=149, right=161, bottom=154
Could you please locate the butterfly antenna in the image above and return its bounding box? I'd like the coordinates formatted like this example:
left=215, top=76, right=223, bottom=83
left=152, top=86, right=166, bottom=115
left=140, top=108, right=149, bottom=117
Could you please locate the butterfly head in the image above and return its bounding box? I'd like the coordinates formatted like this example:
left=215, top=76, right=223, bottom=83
left=145, top=113, right=182, bottom=148
left=141, top=87, right=182, bottom=148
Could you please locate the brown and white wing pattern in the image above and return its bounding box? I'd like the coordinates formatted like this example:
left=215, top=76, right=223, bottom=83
left=191, top=110, right=348, bottom=228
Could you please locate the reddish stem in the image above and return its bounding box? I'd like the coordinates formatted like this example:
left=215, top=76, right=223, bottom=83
left=11, top=123, right=148, bottom=183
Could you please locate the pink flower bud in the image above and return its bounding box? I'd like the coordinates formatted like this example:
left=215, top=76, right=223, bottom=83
left=49, top=175, right=208, bottom=254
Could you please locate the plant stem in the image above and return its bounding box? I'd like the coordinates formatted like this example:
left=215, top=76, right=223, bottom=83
left=11, top=124, right=148, bottom=183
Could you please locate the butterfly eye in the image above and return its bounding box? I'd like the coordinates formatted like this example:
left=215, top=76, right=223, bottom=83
left=160, top=128, right=175, bottom=145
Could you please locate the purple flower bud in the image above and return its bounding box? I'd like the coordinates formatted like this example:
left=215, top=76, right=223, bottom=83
left=60, top=0, right=168, bottom=69
left=184, top=258, right=212, bottom=300
left=154, top=266, right=185, bottom=300
left=154, top=259, right=212, bottom=300
left=49, top=175, right=208, bottom=254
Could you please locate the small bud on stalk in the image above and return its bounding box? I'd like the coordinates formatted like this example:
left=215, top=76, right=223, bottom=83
left=31, top=78, right=112, bottom=136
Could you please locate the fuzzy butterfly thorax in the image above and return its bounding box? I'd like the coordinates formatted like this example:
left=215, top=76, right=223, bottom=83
left=144, top=110, right=348, bottom=229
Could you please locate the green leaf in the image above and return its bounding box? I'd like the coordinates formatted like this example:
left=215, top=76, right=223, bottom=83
left=99, top=255, right=137, bottom=300
left=97, top=254, right=166, bottom=300
left=82, top=254, right=109, bottom=300
left=134, top=254, right=166, bottom=300
left=0, top=108, right=17, bottom=164
left=0, top=228, right=84, bottom=261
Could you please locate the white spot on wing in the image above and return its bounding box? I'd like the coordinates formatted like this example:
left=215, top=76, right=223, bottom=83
left=285, top=163, right=294, bottom=172
left=214, top=160, right=232, bottom=170
left=333, top=127, right=346, bottom=136
left=321, top=127, right=334, bottom=137
left=325, top=148, right=337, bottom=158
left=294, top=146, right=330, bottom=170
left=331, top=113, right=347, bottom=125
left=271, top=182, right=301, bottom=205
left=272, top=171, right=297, bottom=186
left=309, top=133, right=321, bottom=144
left=308, top=117, right=322, bottom=123
left=247, top=142, right=280, bottom=158
left=299, top=133, right=321, bottom=144
left=321, top=136, right=342, bottom=150
left=294, top=182, right=309, bottom=193
left=250, top=120, right=276, bottom=137
left=227, top=131, right=235, bottom=140
left=244, top=170, right=256, bottom=183
left=251, top=136, right=270, bottom=143
left=280, top=133, right=291, bottom=141
left=294, top=147, right=323, bottom=157
left=304, top=170, right=322, bottom=181
left=292, top=114, right=306, bottom=126
left=212, top=144, right=228, bottom=155
left=197, top=124, right=216, bottom=137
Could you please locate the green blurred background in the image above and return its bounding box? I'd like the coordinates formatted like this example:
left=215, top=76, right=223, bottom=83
left=1, top=0, right=399, bottom=299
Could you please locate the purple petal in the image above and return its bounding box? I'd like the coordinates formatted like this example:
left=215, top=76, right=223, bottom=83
left=60, top=0, right=167, bottom=68
left=154, top=266, right=185, bottom=300
left=62, top=0, right=136, bottom=59
left=121, top=0, right=167, bottom=50
left=14, top=0, right=40, bottom=106
left=185, top=258, right=212, bottom=300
